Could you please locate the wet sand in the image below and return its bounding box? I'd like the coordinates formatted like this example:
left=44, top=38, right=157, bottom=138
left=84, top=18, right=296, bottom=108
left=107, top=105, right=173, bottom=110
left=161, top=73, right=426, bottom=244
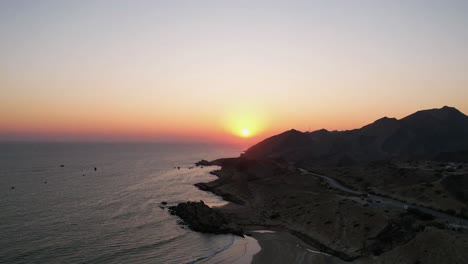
left=204, top=230, right=346, bottom=264
left=204, top=235, right=260, bottom=263
left=250, top=231, right=346, bottom=264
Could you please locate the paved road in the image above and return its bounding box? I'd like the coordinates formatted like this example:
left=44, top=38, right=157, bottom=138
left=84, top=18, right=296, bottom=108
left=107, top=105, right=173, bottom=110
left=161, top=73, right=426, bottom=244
left=300, top=169, right=468, bottom=229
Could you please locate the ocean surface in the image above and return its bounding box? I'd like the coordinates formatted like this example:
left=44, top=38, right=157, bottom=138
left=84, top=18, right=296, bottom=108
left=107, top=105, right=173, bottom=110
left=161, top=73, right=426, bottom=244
left=0, top=142, right=245, bottom=263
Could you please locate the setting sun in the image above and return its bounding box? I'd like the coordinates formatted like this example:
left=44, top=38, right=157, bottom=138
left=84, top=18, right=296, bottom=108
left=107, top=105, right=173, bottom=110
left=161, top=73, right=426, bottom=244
left=241, top=128, right=250, bottom=137
left=222, top=107, right=269, bottom=140
left=2, top=2, right=468, bottom=263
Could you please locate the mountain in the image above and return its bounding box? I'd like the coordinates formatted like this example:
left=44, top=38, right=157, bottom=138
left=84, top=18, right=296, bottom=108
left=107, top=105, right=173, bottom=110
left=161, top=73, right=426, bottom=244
left=243, top=106, right=468, bottom=165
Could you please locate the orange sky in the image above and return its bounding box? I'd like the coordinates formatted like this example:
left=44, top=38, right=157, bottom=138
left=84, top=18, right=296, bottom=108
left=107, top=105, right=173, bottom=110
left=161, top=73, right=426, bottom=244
left=1, top=1, right=468, bottom=143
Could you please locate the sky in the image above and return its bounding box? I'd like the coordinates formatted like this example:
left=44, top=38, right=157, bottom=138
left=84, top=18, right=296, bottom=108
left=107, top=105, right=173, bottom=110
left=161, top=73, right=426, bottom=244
left=1, top=0, right=467, bottom=143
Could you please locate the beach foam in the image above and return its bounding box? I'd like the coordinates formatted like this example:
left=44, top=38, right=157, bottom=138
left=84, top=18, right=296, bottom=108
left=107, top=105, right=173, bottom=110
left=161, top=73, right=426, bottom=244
left=201, top=235, right=261, bottom=263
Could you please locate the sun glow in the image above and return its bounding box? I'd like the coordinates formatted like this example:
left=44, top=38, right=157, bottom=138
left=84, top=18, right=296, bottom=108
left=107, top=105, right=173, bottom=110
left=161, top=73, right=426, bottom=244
left=241, top=128, right=250, bottom=137
left=222, top=108, right=268, bottom=139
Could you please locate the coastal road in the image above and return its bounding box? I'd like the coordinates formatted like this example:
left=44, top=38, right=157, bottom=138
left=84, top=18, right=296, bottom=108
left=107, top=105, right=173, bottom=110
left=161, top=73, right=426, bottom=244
left=299, top=169, right=468, bottom=229
left=300, top=169, right=362, bottom=196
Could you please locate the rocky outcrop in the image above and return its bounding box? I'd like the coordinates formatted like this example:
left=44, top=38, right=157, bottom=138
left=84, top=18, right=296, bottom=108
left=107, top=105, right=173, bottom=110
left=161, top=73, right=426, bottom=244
left=365, top=215, right=424, bottom=256
left=195, top=160, right=212, bottom=166
left=168, top=201, right=243, bottom=236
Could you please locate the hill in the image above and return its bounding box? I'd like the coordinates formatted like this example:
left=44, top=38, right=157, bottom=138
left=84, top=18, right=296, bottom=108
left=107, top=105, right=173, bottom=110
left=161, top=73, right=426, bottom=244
left=243, top=106, right=468, bottom=165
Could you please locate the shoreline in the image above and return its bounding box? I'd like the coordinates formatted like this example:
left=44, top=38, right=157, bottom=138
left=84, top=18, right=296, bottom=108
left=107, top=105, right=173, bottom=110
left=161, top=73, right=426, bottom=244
left=187, top=157, right=468, bottom=264
left=192, top=158, right=354, bottom=262
left=250, top=231, right=345, bottom=264
left=205, top=230, right=344, bottom=264
left=204, top=234, right=260, bottom=264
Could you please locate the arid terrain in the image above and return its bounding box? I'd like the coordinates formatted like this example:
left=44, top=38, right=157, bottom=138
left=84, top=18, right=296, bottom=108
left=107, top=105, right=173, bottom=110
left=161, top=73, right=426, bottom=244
left=312, top=161, right=468, bottom=218
left=193, top=158, right=468, bottom=263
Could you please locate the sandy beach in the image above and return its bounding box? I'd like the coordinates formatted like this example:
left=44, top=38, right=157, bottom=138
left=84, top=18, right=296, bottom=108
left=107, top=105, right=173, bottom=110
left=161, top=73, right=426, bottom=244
left=250, top=231, right=345, bottom=264
left=203, top=235, right=260, bottom=263
left=205, top=230, right=345, bottom=264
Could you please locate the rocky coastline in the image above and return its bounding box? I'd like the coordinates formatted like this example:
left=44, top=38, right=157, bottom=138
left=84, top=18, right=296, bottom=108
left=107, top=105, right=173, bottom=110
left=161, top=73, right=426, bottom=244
left=169, top=157, right=468, bottom=263
left=168, top=200, right=243, bottom=237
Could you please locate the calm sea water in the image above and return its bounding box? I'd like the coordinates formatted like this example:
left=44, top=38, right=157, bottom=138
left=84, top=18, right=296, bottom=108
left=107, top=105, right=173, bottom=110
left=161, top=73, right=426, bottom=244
left=0, top=143, right=243, bottom=263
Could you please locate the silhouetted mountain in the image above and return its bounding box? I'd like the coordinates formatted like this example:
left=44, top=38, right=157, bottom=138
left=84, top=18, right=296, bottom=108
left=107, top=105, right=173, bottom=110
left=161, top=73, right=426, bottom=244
left=244, top=106, right=468, bottom=165
left=244, top=129, right=315, bottom=162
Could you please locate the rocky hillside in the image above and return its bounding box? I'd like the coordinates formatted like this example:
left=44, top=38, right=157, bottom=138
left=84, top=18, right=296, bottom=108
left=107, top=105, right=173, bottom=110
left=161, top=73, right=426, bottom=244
left=244, top=106, right=468, bottom=165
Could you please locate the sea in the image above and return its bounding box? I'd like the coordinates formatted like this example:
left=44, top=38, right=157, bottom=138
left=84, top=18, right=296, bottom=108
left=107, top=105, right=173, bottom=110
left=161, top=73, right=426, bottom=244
left=0, top=142, right=255, bottom=264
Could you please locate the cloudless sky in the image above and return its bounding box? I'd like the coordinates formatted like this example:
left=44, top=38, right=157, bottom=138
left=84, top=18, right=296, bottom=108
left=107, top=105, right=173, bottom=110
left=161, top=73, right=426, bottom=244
left=1, top=0, right=467, bottom=143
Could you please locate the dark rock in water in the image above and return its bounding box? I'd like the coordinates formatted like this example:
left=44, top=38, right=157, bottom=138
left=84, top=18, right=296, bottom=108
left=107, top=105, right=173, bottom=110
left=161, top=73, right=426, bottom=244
left=161, top=201, right=168, bottom=205
left=196, top=160, right=212, bottom=166
left=60, top=165, right=64, bottom=167
left=195, top=183, right=210, bottom=191
left=44, top=181, right=47, bottom=184
left=168, top=201, right=243, bottom=236
left=11, top=186, right=15, bottom=189
left=94, top=167, right=97, bottom=171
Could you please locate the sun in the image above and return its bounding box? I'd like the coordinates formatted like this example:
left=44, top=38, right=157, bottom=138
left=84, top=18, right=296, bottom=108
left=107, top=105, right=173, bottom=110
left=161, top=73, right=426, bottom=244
left=241, top=128, right=250, bottom=137
left=223, top=109, right=267, bottom=139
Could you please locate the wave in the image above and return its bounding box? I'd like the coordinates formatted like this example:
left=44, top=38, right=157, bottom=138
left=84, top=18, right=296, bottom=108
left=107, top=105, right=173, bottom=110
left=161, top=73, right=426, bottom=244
left=186, top=235, right=235, bottom=264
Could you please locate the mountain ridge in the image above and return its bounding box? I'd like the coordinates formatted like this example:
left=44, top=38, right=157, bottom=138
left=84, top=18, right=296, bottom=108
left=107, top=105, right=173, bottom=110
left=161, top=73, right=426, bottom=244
left=244, top=106, right=468, bottom=165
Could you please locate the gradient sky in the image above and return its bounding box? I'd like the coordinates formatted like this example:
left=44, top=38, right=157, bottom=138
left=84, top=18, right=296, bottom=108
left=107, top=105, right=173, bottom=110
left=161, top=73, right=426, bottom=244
left=1, top=0, right=467, bottom=143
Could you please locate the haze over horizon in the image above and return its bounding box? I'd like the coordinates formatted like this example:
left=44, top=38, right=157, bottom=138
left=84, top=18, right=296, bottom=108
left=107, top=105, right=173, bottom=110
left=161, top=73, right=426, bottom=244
left=1, top=1, right=468, bottom=143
